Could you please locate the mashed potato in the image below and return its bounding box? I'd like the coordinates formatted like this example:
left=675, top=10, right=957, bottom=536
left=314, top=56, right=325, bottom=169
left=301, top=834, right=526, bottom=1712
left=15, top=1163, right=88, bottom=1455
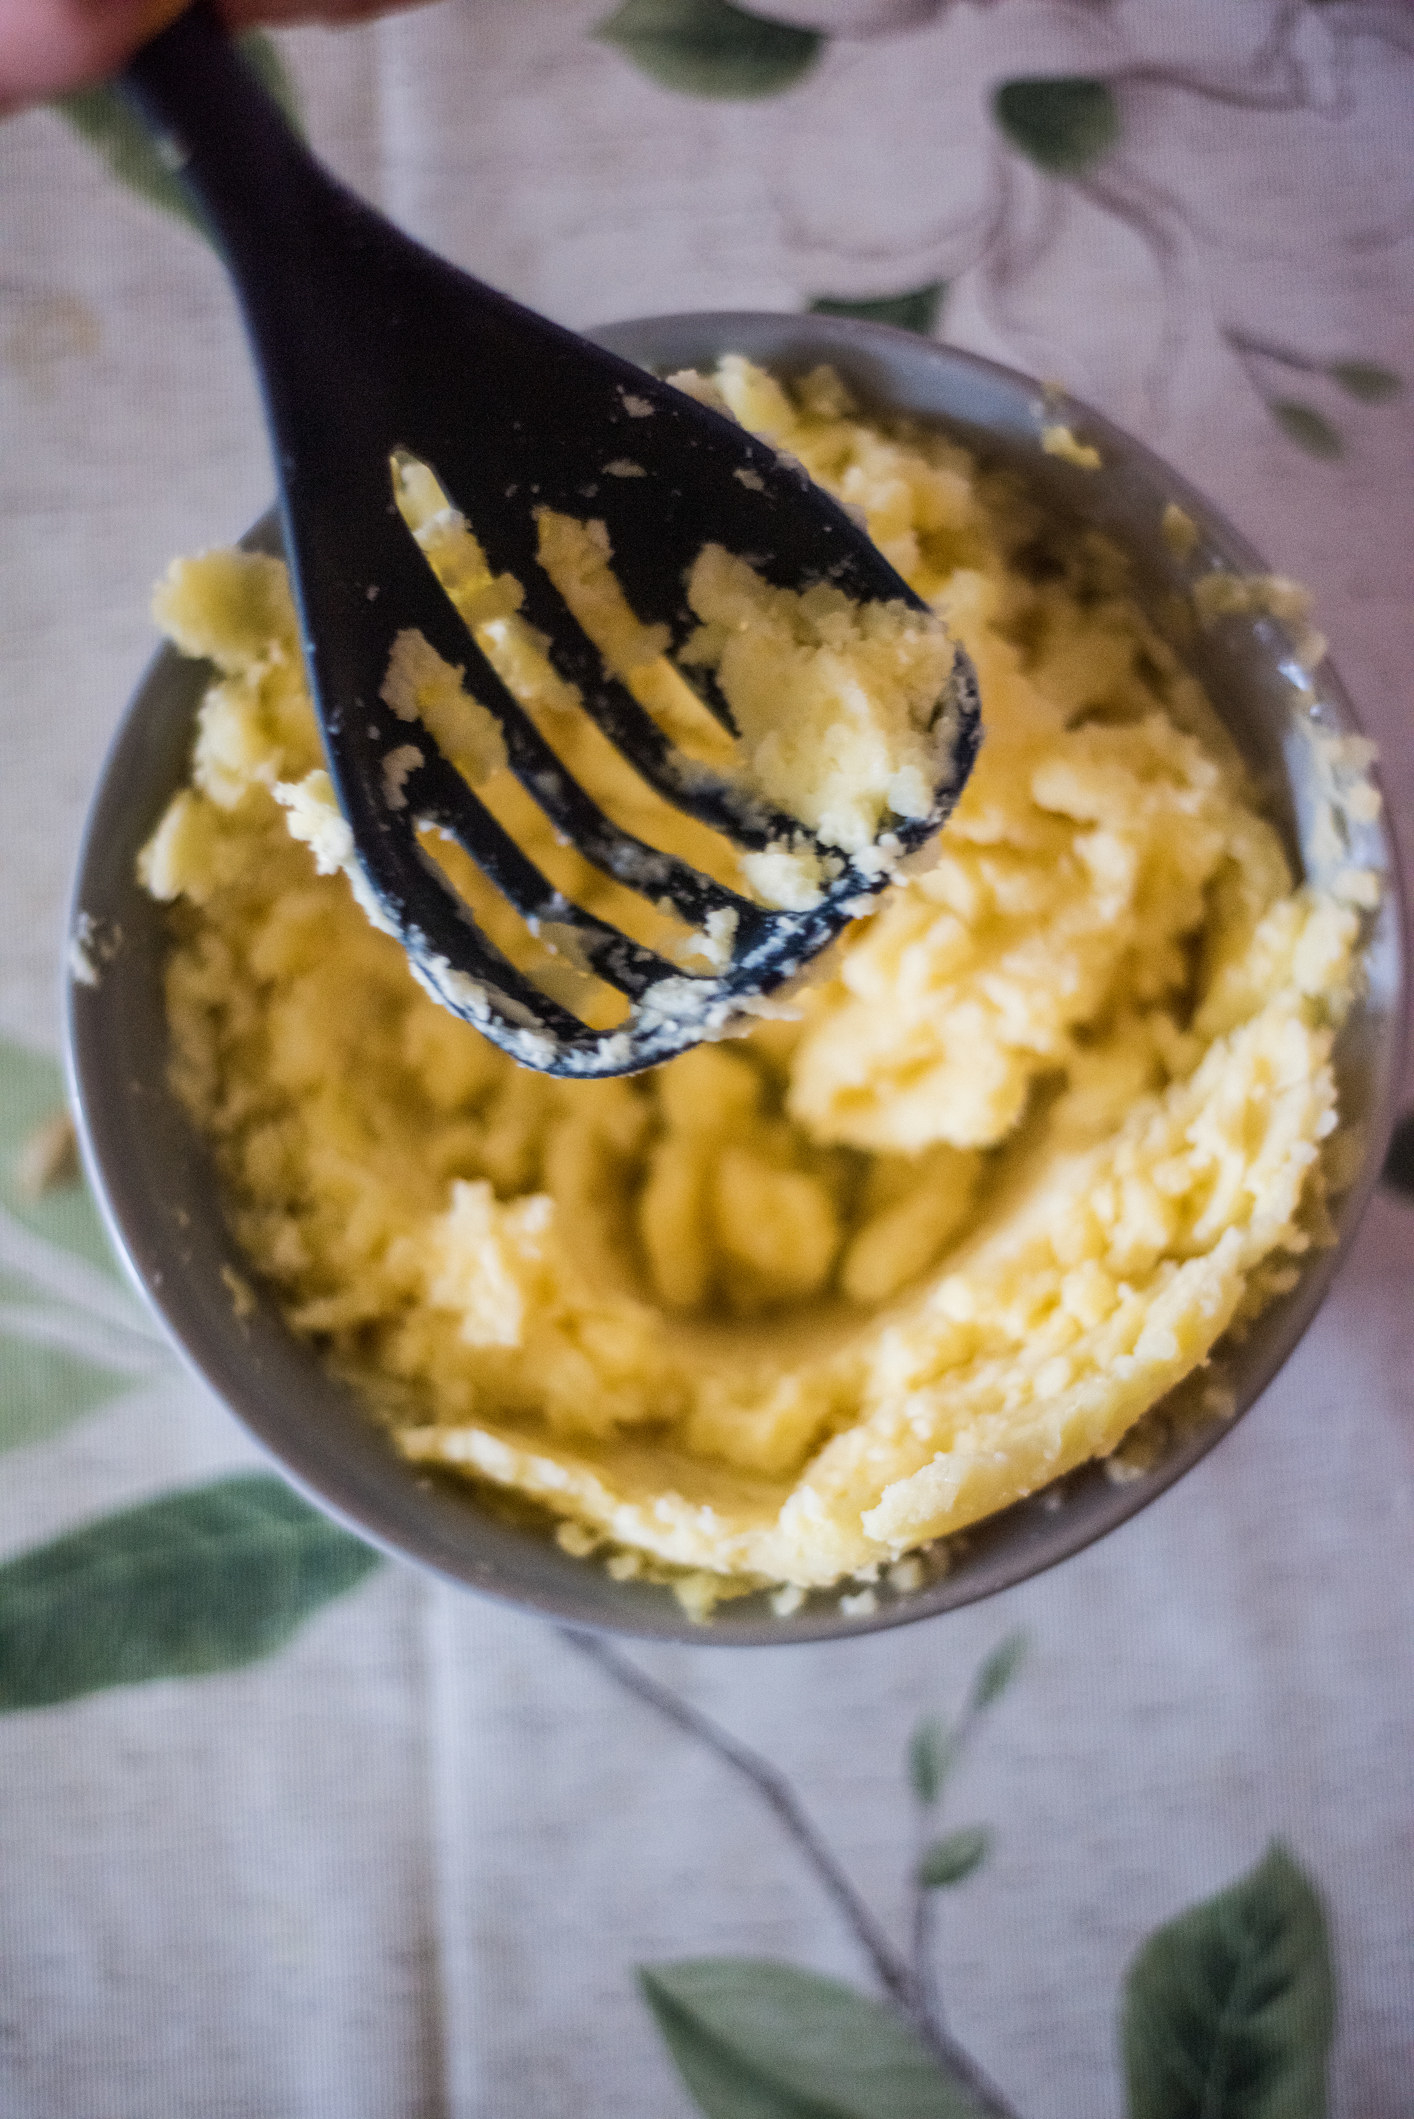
left=139, top=357, right=1375, bottom=1607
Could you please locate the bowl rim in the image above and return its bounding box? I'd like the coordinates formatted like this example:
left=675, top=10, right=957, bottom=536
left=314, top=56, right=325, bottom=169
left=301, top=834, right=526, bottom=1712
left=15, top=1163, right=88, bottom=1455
left=65, top=312, right=1409, bottom=1646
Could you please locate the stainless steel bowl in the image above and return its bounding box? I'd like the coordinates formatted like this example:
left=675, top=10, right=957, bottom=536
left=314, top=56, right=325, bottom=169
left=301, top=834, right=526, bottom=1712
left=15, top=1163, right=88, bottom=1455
left=65, top=312, right=1407, bottom=1643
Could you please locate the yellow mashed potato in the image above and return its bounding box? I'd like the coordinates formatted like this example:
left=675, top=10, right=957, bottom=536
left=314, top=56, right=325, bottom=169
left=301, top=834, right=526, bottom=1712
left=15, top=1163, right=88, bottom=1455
left=139, top=357, right=1375, bottom=1607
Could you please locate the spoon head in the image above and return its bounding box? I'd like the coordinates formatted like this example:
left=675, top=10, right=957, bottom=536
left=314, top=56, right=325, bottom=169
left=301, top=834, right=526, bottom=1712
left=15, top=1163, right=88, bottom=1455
left=247, top=211, right=983, bottom=1071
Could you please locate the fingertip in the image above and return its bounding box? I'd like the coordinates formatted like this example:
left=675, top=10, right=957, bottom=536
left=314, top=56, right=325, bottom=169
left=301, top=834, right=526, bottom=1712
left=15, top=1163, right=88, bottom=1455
left=1, top=0, right=188, bottom=107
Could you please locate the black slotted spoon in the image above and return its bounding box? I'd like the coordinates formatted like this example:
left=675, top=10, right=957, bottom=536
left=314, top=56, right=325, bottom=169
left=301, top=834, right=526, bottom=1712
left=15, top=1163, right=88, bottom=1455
left=120, top=4, right=980, bottom=1078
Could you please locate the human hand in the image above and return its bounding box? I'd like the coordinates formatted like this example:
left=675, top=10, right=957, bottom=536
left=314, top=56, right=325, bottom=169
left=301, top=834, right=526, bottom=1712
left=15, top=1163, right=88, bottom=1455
left=0, top=0, right=422, bottom=114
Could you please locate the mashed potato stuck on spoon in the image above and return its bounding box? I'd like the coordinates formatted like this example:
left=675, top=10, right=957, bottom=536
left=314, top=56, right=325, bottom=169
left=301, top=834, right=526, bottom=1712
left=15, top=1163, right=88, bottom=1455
left=138, top=358, right=1376, bottom=1612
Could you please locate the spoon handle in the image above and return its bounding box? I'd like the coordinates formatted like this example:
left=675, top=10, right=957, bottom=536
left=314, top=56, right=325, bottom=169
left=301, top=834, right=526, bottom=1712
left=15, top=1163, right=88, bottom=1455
left=119, top=1, right=427, bottom=509
left=119, top=4, right=340, bottom=291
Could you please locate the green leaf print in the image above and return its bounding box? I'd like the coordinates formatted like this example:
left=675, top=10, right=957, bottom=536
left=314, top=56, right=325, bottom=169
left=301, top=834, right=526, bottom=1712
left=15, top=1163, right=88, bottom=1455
left=639, top=1959, right=982, bottom=2118
left=1122, top=1843, right=1334, bottom=2119
left=0, top=1335, right=134, bottom=1456
left=810, top=285, right=948, bottom=336
left=968, top=1629, right=1026, bottom=1710
left=0, top=1474, right=383, bottom=1711
left=596, top=0, right=823, bottom=100
left=908, top=1713, right=956, bottom=1804
left=992, top=78, right=1121, bottom=176
left=1326, top=361, right=1402, bottom=404
left=918, top=1827, right=991, bottom=1890
left=0, top=1039, right=164, bottom=1454
left=1269, top=402, right=1343, bottom=460
left=54, top=31, right=302, bottom=238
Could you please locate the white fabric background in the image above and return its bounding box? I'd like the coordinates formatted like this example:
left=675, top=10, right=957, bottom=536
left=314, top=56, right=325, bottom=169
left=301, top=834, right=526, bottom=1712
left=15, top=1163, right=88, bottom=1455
left=1, top=1, right=1411, bottom=2111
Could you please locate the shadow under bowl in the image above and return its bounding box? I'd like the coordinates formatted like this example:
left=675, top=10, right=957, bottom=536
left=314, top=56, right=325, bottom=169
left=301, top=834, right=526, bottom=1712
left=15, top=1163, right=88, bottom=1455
left=65, top=311, right=1407, bottom=1644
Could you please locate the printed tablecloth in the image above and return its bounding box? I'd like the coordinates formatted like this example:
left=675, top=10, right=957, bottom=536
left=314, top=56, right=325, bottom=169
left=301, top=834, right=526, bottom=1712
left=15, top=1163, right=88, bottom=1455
left=2, top=2, right=1412, bottom=2111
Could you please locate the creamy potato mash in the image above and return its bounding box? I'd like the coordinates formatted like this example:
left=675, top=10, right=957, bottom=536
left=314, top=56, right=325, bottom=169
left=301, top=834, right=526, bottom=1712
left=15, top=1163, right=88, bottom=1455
left=139, top=357, right=1375, bottom=1610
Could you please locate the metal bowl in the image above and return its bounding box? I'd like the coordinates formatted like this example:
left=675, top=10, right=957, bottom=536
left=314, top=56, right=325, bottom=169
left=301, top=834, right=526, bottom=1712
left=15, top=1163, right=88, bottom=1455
left=65, top=311, right=1407, bottom=1644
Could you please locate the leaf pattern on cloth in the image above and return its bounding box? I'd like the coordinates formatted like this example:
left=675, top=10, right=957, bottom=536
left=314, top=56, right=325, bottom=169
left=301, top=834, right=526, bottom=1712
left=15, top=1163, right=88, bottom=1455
left=596, top=0, right=823, bottom=99
left=640, top=1959, right=984, bottom=2118
left=1268, top=402, right=1343, bottom=460
left=0, top=1042, right=384, bottom=1704
left=0, top=0, right=1403, bottom=2104
left=1223, top=329, right=1403, bottom=458
left=917, top=1827, right=991, bottom=1889
left=0, top=1040, right=166, bottom=1453
left=809, top=284, right=947, bottom=334
left=968, top=1632, right=1025, bottom=1709
left=0, top=1474, right=383, bottom=1712
left=708, top=0, right=1414, bottom=446
left=593, top=1632, right=1024, bottom=2116
left=1327, top=362, right=1401, bottom=403
left=991, top=78, right=1120, bottom=175
left=619, top=1629, right=1337, bottom=2119
left=53, top=31, right=302, bottom=236
left=907, top=1714, right=956, bottom=1805
left=1121, top=1844, right=1335, bottom=2119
